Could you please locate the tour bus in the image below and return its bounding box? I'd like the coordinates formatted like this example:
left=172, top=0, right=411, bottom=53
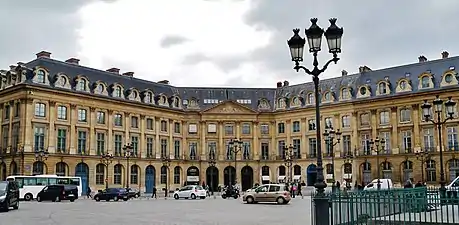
left=6, top=175, right=82, bottom=201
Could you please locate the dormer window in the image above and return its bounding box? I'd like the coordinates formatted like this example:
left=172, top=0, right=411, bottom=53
left=359, top=87, right=367, bottom=95
left=144, top=92, right=153, bottom=104
left=307, top=93, right=314, bottom=104
left=445, top=74, right=453, bottom=83
left=76, top=79, right=86, bottom=91
left=97, top=84, right=104, bottom=93
left=37, top=70, right=45, bottom=83
left=421, top=76, right=430, bottom=88
left=173, top=97, right=180, bottom=108
left=324, top=92, right=331, bottom=102
left=341, top=88, right=350, bottom=100
left=378, top=82, right=387, bottom=95
left=115, top=86, right=122, bottom=97
left=399, top=80, right=407, bottom=90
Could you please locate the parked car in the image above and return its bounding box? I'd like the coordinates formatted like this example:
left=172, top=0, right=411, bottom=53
left=0, top=181, right=19, bottom=212
left=173, top=185, right=206, bottom=200
left=94, top=188, right=129, bottom=202
left=36, top=185, right=78, bottom=202
left=364, top=179, right=394, bottom=191
left=243, top=184, right=291, bottom=204
left=126, top=188, right=141, bottom=198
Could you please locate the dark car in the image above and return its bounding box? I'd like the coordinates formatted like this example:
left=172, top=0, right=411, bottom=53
left=37, top=185, right=78, bottom=202
left=94, top=188, right=129, bottom=202
left=126, top=188, right=141, bottom=198
left=0, top=181, right=19, bottom=212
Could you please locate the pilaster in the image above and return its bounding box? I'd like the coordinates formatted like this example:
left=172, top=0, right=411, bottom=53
left=47, top=101, right=56, bottom=153
left=218, top=122, right=224, bottom=160
left=270, top=121, right=276, bottom=158
left=169, top=119, right=174, bottom=158
left=391, top=107, right=399, bottom=154
left=69, top=104, right=77, bottom=154
left=351, top=112, right=358, bottom=151
left=200, top=121, right=206, bottom=160
left=286, top=119, right=291, bottom=144
left=412, top=104, right=421, bottom=151
left=252, top=121, right=258, bottom=159
left=300, top=118, right=307, bottom=158
left=89, top=107, right=96, bottom=155
left=155, top=117, right=160, bottom=159
left=107, top=110, right=113, bottom=154
left=125, top=112, right=131, bottom=143
left=140, top=115, right=146, bottom=158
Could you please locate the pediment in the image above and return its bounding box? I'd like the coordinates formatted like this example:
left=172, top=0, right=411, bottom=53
left=201, top=101, right=258, bottom=114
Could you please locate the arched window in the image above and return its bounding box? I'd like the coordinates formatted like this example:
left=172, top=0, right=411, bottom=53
left=174, top=97, right=180, bottom=108
left=448, top=159, right=459, bottom=182
left=77, top=79, right=86, bottom=91
left=293, top=165, right=301, bottom=175
left=378, top=82, right=387, bottom=94
left=308, top=93, right=314, bottom=104
left=161, top=166, right=168, bottom=184
left=37, top=70, right=45, bottom=83
left=421, top=76, right=430, bottom=88
left=402, top=160, right=413, bottom=182
left=174, top=166, right=181, bottom=184
left=130, top=165, right=138, bottom=184
left=96, top=164, right=105, bottom=185
left=426, top=160, right=436, bottom=182
left=33, top=161, right=45, bottom=175
left=114, top=164, right=122, bottom=185
left=115, top=86, right=122, bottom=97
left=55, top=162, right=66, bottom=176
left=341, top=88, right=350, bottom=100
left=344, top=163, right=352, bottom=174
left=261, top=166, right=270, bottom=176
left=324, top=92, right=331, bottom=101
left=381, top=161, right=392, bottom=179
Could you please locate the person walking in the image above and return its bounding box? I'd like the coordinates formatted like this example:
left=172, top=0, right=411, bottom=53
left=151, top=187, right=157, bottom=199
left=86, top=186, right=92, bottom=199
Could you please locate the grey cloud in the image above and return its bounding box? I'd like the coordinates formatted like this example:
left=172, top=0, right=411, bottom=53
left=181, top=53, right=250, bottom=73
left=0, top=0, right=118, bottom=68
left=160, top=35, right=189, bottom=48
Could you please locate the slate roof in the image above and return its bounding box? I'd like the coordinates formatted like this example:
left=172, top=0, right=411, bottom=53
left=7, top=54, right=459, bottom=112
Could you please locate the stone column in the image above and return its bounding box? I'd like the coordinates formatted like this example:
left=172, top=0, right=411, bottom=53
left=412, top=104, right=421, bottom=152
left=391, top=107, right=399, bottom=154
left=69, top=104, right=77, bottom=154
left=252, top=121, right=258, bottom=160
left=154, top=117, right=160, bottom=159
left=107, top=110, right=113, bottom=154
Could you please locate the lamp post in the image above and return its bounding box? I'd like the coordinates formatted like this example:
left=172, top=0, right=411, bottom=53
left=100, top=152, right=113, bottom=190
left=323, top=128, right=342, bottom=191
left=35, top=148, right=49, bottom=162
left=421, top=95, right=456, bottom=195
left=123, top=143, right=133, bottom=189
left=415, top=149, right=431, bottom=184
left=161, top=156, right=171, bottom=197
left=368, top=137, right=386, bottom=190
left=229, top=139, right=243, bottom=186
left=287, top=18, right=343, bottom=198
left=283, top=144, right=295, bottom=185
left=208, top=158, right=217, bottom=197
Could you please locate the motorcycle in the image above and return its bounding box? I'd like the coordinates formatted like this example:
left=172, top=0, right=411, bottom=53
left=221, top=186, right=240, bottom=199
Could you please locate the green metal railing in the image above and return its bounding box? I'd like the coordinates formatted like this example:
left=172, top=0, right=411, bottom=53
left=311, top=187, right=459, bottom=225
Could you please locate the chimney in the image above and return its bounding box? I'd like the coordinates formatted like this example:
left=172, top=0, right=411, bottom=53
left=17, top=62, right=25, bottom=66
left=36, top=51, right=51, bottom=59
left=157, top=80, right=170, bottom=85
left=276, top=82, right=283, bottom=88
left=359, top=66, right=372, bottom=73
left=442, top=51, right=449, bottom=59
left=106, top=68, right=120, bottom=74
left=418, top=55, right=428, bottom=63
left=9, top=65, right=16, bottom=71
left=122, top=72, right=134, bottom=77
left=341, top=70, right=348, bottom=76
left=65, top=58, right=80, bottom=65
left=283, top=80, right=289, bottom=87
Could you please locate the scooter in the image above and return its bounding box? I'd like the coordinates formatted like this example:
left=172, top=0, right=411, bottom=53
left=221, top=186, right=240, bottom=199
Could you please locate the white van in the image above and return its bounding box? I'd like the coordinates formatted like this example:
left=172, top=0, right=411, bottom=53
left=363, top=179, right=394, bottom=191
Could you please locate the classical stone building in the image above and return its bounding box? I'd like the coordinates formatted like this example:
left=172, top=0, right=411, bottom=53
left=0, top=51, right=458, bottom=193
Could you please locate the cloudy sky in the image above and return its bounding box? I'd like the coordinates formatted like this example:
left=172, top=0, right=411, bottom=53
left=1, top=0, right=458, bottom=88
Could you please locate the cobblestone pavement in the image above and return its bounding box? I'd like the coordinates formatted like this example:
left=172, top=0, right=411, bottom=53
left=0, top=196, right=312, bottom=225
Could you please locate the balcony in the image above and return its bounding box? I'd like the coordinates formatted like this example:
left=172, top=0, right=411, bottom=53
left=184, top=155, right=200, bottom=161
left=323, top=152, right=333, bottom=158
left=399, top=148, right=413, bottom=154
left=275, top=155, right=285, bottom=160
left=357, top=149, right=372, bottom=156
left=307, top=153, right=317, bottom=158
left=447, top=144, right=459, bottom=152
left=145, top=153, right=156, bottom=159
left=423, top=147, right=436, bottom=153
left=259, top=155, right=270, bottom=161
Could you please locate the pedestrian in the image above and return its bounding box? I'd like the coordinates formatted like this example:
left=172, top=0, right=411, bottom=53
left=151, top=186, right=157, bottom=199
left=291, top=184, right=297, bottom=198
left=414, top=181, right=423, bottom=188
left=297, top=183, right=303, bottom=196
left=404, top=179, right=413, bottom=188
left=86, top=186, right=92, bottom=199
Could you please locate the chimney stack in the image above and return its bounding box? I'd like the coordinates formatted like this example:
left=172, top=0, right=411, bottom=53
left=65, top=58, right=80, bottom=65
left=106, top=68, right=120, bottom=74
left=359, top=66, right=372, bottom=73
left=442, top=51, right=449, bottom=59
left=157, top=80, right=170, bottom=85
left=9, top=65, right=16, bottom=71
left=341, top=70, right=348, bottom=76
left=283, top=80, right=289, bottom=87
left=36, top=51, right=51, bottom=59
left=418, top=55, right=428, bottom=62
left=122, top=72, right=134, bottom=77
left=276, top=82, right=283, bottom=88
left=17, top=62, right=25, bottom=66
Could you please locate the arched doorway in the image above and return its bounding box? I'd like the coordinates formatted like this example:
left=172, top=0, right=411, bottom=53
left=145, top=165, right=156, bottom=193
left=306, top=164, right=317, bottom=186
left=32, top=161, right=46, bottom=175
left=278, top=165, right=286, bottom=183
left=186, top=166, right=200, bottom=185
left=293, top=165, right=302, bottom=183
left=381, top=161, right=392, bottom=179
left=174, top=166, right=182, bottom=185
left=55, top=162, right=68, bottom=176
left=401, top=160, right=413, bottom=182
left=224, top=166, right=236, bottom=186
left=9, top=161, right=18, bottom=176
left=0, top=163, right=6, bottom=180
left=206, top=166, right=219, bottom=192
left=343, top=163, right=352, bottom=183
left=75, top=163, right=89, bottom=195
left=261, top=166, right=270, bottom=184
left=449, top=159, right=459, bottom=182
left=361, top=161, right=371, bottom=185
left=241, top=166, right=253, bottom=191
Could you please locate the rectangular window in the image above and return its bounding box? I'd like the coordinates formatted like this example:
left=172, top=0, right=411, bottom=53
left=278, top=140, right=285, bottom=159
left=292, top=121, right=300, bottom=132
left=260, top=124, right=269, bottom=135
left=308, top=138, right=317, bottom=157
left=14, top=102, right=20, bottom=118
left=360, top=113, right=370, bottom=126
left=96, top=133, right=105, bottom=155
left=34, top=103, right=46, bottom=117
left=114, top=114, right=123, bottom=126
left=225, top=124, right=234, bottom=135
left=2, top=125, right=8, bottom=150
left=400, top=108, right=412, bottom=122
left=242, top=142, right=251, bottom=159
left=308, top=120, right=316, bottom=130
left=96, top=111, right=105, bottom=124
left=188, top=124, right=197, bottom=134
left=208, top=141, right=217, bottom=160
left=146, top=118, right=154, bottom=130
left=342, top=135, right=351, bottom=155
left=3, top=105, right=9, bottom=120
left=401, top=130, right=412, bottom=153
left=380, top=131, right=391, bottom=153
left=278, top=123, right=285, bottom=134
left=77, top=131, right=87, bottom=154
left=77, top=109, right=87, bottom=122
left=146, top=137, right=154, bottom=158
left=189, top=142, right=197, bottom=160
left=131, top=136, right=138, bottom=156
left=160, top=139, right=168, bottom=158
left=131, top=116, right=138, bottom=128
left=324, top=117, right=333, bottom=129
left=342, top=116, right=350, bottom=128
left=174, top=140, right=181, bottom=159
left=292, top=139, right=300, bottom=158
left=225, top=140, right=232, bottom=160
left=242, top=123, right=251, bottom=135
left=11, top=124, right=19, bottom=151
left=160, top=120, right=168, bottom=132
left=56, top=128, right=66, bottom=153
left=361, top=134, right=371, bottom=155
left=34, top=127, right=45, bottom=151
left=57, top=106, right=67, bottom=120
left=174, top=122, right=181, bottom=134
left=114, top=134, right=123, bottom=156
left=447, top=126, right=458, bottom=151
left=379, top=111, right=390, bottom=125
left=261, top=143, right=269, bottom=160
left=207, top=124, right=217, bottom=133
left=423, top=128, right=435, bottom=151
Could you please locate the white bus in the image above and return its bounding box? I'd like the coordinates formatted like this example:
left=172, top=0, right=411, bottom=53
left=6, top=175, right=82, bottom=201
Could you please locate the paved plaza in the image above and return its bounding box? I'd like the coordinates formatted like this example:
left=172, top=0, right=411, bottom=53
left=0, top=197, right=312, bottom=225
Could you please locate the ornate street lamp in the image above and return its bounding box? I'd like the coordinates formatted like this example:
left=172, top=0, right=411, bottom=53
left=369, top=137, right=386, bottom=190
left=323, top=128, right=342, bottom=191
left=161, top=156, right=171, bottom=197
left=123, top=143, right=133, bottom=189
left=208, top=158, right=217, bottom=197
left=35, top=148, right=49, bottom=162
left=415, top=150, right=431, bottom=184
left=100, top=152, right=113, bottom=190
left=228, top=139, right=243, bottom=186
left=421, top=95, right=456, bottom=195
left=283, top=144, right=296, bottom=185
